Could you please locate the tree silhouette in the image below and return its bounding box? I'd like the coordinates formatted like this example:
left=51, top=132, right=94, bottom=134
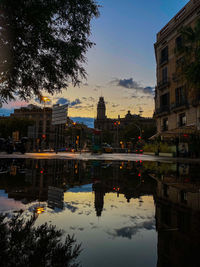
left=0, top=213, right=82, bottom=267
left=0, top=0, right=99, bottom=104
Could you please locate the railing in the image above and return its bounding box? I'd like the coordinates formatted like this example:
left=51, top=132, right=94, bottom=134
left=178, top=121, right=186, bottom=127
left=159, top=57, right=168, bottom=66
left=171, top=99, right=188, bottom=110
left=192, top=95, right=200, bottom=106
left=162, top=125, right=168, bottom=132
left=157, top=78, right=170, bottom=90
left=155, top=105, right=170, bottom=115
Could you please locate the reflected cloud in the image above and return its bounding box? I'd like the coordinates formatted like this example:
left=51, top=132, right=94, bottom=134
left=65, top=203, right=78, bottom=213
left=107, top=219, right=155, bottom=239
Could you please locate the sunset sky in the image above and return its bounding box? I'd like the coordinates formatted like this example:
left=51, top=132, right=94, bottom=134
left=1, top=0, right=189, bottom=121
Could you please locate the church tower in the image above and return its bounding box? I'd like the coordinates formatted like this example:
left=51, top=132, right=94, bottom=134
left=97, top=97, right=106, bottom=120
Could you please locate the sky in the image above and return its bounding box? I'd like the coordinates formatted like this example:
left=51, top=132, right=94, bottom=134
left=1, top=0, right=189, bottom=122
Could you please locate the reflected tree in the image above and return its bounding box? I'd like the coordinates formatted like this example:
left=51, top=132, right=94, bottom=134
left=0, top=213, right=82, bottom=267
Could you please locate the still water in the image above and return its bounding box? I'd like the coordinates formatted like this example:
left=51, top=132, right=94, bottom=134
left=0, top=158, right=200, bottom=267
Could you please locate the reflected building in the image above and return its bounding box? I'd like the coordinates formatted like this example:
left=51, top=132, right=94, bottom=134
left=92, top=161, right=157, bottom=217
left=93, top=182, right=105, bottom=217
left=0, top=159, right=68, bottom=204
left=154, top=164, right=200, bottom=267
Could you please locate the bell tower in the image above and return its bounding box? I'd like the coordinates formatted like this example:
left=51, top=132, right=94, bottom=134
left=97, top=97, right=106, bottom=120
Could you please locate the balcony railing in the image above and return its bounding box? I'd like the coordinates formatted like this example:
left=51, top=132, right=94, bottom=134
left=157, top=78, right=170, bottom=90
left=171, top=99, right=188, bottom=110
left=178, top=121, right=186, bottom=127
left=159, top=58, right=168, bottom=66
left=155, top=105, right=170, bottom=115
left=162, top=125, right=168, bottom=132
left=192, top=95, right=200, bottom=106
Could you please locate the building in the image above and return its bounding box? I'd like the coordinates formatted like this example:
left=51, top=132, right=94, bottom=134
left=11, top=104, right=55, bottom=150
left=154, top=0, right=200, bottom=138
left=94, top=96, right=155, bottom=145
left=154, top=164, right=200, bottom=267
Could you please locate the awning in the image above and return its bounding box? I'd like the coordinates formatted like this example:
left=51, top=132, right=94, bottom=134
left=149, top=124, right=200, bottom=140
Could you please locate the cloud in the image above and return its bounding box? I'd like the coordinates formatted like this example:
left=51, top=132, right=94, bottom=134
left=107, top=219, right=155, bottom=239
left=56, top=97, right=69, bottom=105
left=56, top=98, right=81, bottom=107
left=111, top=78, right=155, bottom=96
left=143, top=86, right=154, bottom=95
left=112, top=104, right=119, bottom=108
left=118, top=78, right=140, bottom=89
left=64, top=203, right=78, bottom=213
left=82, top=97, right=95, bottom=102
left=70, top=98, right=81, bottom=106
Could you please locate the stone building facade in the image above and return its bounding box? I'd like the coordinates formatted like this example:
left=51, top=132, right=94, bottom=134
left=154, top=0, right=200, bottom=137
left=95, top=97, right=154, bottom=131
left=94, top=97, right=154, bottom=142
left=11, top=104, right=55, bottom=150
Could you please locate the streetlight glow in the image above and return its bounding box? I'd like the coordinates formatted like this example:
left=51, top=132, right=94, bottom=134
left=41, top=96, right=50, bottom=103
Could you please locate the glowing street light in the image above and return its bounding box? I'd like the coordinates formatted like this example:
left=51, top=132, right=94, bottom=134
left=35, top=206, right=45, bottom=214
left=39, top=96, right=50, bottom=151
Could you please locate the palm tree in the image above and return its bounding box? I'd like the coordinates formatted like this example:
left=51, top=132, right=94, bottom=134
left=176, top=18, right=200, bottom=97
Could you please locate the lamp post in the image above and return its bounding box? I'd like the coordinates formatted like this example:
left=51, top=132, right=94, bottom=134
left=132, top=123, right=142, bottom=138
left=40, top=96, right=50, bottom=151
left=114, top=121, right=120, bottom=147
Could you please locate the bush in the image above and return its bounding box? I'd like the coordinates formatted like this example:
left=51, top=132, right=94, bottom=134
left=143, top=143, right=157, bottom=153
left=0, top=213, right=82, bottom=267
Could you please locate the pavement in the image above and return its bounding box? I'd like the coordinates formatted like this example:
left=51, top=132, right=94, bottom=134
left=0, top=152, right=200, bottom=163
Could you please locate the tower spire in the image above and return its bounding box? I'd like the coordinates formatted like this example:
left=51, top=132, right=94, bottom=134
left=97, top=96, right=106, bottom=120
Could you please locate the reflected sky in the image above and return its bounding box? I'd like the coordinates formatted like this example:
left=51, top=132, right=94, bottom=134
left=1, top=159, right=200, bottom=267
left=35, top=192, right=156, bottom=267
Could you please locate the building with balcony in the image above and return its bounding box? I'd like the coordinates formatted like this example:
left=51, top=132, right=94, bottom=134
left=154, top=0, right=200, bottom=138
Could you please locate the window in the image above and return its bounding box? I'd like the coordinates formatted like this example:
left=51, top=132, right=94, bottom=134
left=163, top=184, right=169, bottom=197
left=180, top=190, right=187, bottom=204
left=176, top=35, right=182, bottom=50
left=160, top=93, right=169, bottom=107
left=161, top=206, right=171, bottom=226
left=160, top=46, right=168, bottom=64
left=179, top=113, right=186, bottom=127
left=175, top=86, right=185, bottom=106
left=162, top=67, right=168, bottom=83
left=162, top=118, right=168, bottom=131
left=176, top=56, right=185, bottom=68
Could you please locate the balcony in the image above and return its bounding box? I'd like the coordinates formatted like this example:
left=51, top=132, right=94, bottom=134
left=155, top=105, right=170, bottom=116
left=159, top=58, right=168, bottom=66
left=162, top=125, right=168, bottom=132
left=192, top=95, right=200, bottom=107
left=171, top=99, right=188, bottom=111
left=157, top=78, right=170, bottom=91
left=178, top=122, right=186, bottom=128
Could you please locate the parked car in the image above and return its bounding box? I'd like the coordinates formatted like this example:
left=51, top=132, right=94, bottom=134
left=102, top=143, right=113, bottom=153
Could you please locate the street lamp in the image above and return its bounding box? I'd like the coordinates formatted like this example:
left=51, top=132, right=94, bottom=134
left=114, top=121, right=120, bottom=147
left=132, top=123, right=142, bottom=138
left=40, top=96, right=50, bottom=151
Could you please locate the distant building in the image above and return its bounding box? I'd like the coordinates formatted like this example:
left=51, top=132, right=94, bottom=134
left=94, top=97, right=155, bottom=144
left=154, top=0, right=200, bottom=138
left=11, top=104, right=55, bottom=150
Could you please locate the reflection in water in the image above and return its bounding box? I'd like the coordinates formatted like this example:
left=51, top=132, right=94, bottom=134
left=0, top=159, right=200, bottom=267
left=148, top=162, right=200, bottom=267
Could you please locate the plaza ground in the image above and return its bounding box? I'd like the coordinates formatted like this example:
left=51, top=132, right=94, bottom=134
left=0, top=152, right=200, bottom=163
